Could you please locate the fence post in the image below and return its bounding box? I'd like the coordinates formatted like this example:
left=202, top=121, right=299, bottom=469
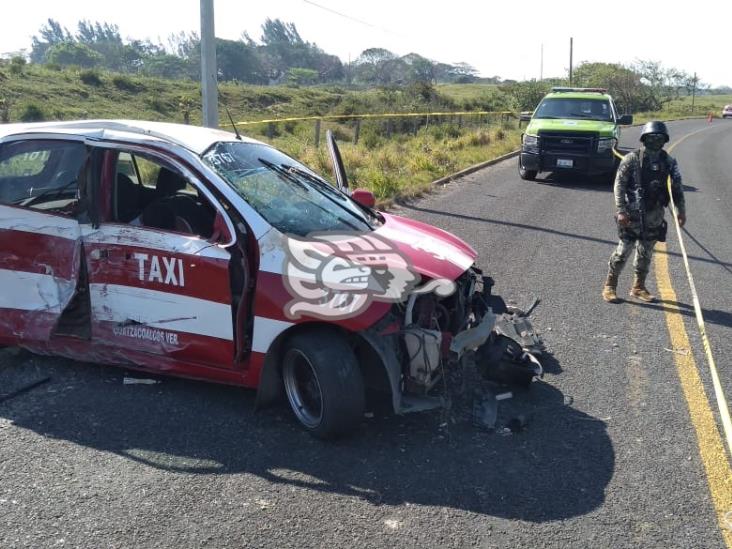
left=314, top=119, right=321, bottom=148
left=354, top=119, right=360, bottom=145
left=267, top=122, right=274, bottom=139
left=386, top=119, right=392, bottom=138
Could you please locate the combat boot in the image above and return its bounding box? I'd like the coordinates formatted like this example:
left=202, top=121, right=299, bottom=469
left=630, top=273, right=655, bottom=302
left=602, top=272, right=620, bottom=303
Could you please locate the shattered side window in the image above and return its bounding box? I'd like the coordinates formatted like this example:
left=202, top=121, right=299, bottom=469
left=0, top=140, right=87, bottom=213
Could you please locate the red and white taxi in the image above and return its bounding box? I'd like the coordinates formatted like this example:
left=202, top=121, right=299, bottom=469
left=0, top=120, right=541, bottom=437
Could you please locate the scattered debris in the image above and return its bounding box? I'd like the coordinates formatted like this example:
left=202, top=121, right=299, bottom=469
left=495, top=391, right=513, bottom=401
left=664, top=347, right=690, bottom=356
left=0, top=377, right=51, bottom=404
left=472, top=394, right=498, bottom=430
left=122, top=377, right=160, bottom=385
left=363, top=412, right=374, bottom=418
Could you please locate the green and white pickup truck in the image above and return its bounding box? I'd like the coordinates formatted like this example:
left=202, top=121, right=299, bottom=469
left=518, top=87, right=633, bottom=180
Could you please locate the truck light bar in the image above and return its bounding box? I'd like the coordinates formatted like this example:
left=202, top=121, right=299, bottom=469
left=551, top=87, right=608, bottom=93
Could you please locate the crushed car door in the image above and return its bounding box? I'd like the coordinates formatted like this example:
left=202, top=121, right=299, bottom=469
left=81, top=147, right=237, bottom=368
left=0, top=139, right=88, bottom=342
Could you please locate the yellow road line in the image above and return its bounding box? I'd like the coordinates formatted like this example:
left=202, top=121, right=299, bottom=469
left=653, top=125, right=732, bottom=545
left=655, top=247, right=732, bottom=545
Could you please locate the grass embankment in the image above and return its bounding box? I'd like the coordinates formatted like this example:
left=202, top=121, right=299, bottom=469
left=622, top=95, right=732, bottom=124
left=0, top=64, right=520, bottom=203
left=272, top=124, right=519, bottom=204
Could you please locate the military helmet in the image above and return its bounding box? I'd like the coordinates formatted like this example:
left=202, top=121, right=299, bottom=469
left=640, top=121, right=669, bottom=143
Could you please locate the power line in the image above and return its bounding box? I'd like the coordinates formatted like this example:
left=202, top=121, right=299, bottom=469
left=301, top=0, right=406, bottom=38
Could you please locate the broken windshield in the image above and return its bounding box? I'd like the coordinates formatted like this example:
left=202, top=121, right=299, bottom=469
left=203, top=142, right=372, bottom=236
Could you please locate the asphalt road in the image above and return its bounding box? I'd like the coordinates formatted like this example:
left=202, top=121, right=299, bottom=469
left=1, top=119, right=730, bottom=548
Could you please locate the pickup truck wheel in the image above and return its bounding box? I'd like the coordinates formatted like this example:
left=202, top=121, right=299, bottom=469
left=518, top=159, right=537, bottom=181
left=282, top=330, right=365, bottom=439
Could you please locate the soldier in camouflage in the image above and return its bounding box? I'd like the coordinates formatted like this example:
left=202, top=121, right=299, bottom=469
left=602, top=121, right=686, bottom=303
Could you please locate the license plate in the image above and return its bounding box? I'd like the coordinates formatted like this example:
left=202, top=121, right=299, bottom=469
left=556, top=158, right=574, bottom=168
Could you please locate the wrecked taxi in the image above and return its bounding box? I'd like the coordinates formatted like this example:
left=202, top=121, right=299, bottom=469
left=0, top=120, right=542, bottom=438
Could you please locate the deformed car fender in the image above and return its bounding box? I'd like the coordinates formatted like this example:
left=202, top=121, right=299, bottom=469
left=254, top=319, right=405, bottom=414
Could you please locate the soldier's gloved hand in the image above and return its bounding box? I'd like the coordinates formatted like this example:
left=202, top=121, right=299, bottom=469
left=616, top=212, right=631, bottom=227
left=677, top=213, right=686, bottom=227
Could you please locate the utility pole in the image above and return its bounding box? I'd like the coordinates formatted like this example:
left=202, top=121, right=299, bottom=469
left=540, top=43, right=543, bottom=81
left=200, top=0, right=218, bottom=128
left=569, top=37, right=573, bottom=86
left=691, top=71, right=697, bottom=113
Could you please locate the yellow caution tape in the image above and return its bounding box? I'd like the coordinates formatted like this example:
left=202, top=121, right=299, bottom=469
left=234, top=110, right=516, bottom=126
left=666, top=174, right=732, bottom=460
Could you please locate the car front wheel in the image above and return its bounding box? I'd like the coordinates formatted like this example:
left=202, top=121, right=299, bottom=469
left=282, top=329, right=365, bottom=439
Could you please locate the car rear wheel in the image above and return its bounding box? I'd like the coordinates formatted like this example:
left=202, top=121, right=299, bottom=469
left=282, top=329, right=365, bottom=439
left=518, top=158, right=537, bottom=181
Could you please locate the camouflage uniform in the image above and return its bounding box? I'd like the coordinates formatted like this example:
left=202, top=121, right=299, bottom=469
left=608, top=148, right=685, bottom=279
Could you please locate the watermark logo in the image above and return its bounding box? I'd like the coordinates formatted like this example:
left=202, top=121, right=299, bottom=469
left=283, top=232, right=455, bottom=320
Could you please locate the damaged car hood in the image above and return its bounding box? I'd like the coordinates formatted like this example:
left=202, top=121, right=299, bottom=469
left=373, top=212, right=477, bottom=281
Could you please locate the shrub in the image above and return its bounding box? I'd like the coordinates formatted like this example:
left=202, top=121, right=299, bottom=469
left=112, top=75, right=145, bottom=93
left=19, top=103, right=45, bottom=122
left=467, top=131, right=492, bottom=147
left=360, top=168, right=399, bottom=200
left=9, top=56, right=26, bottom=76
left=146, top=97, right=169, bottom=114
left=79, top=69, right=103, bottom=87
left=360, top=126, right=383, bottom=149
left=409, top=152, right=436, bottom=173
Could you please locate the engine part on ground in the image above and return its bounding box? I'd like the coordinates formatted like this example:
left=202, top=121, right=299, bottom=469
left=449, top=309, right=497, bottom=357
left=403, top=326, right=442, bottom=388
left=475, top=334, right=543, bottom=387
left=494, top=312, right=544, bottom=355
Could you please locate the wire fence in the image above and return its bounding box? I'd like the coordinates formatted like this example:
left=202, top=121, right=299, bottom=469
left=233, top=111, right=522, bottom=147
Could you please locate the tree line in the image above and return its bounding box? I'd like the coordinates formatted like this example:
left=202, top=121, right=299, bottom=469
left=10, top=17, right=724, bottom=116
left=24, top=17, right=483, bottom=86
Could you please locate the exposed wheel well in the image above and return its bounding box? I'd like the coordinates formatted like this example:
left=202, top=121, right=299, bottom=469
left=254, top=322, right=395, bottom=412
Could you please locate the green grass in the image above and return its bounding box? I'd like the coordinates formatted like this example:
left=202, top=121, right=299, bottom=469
left=634, top=94, right=732, bottom=123
left=270, top=123, right=520, bottom=206
left=0, top=64, right=521, bottom=204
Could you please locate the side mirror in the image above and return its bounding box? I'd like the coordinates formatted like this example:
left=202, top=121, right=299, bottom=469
left=519, top=112, right=533, bottom=122
left=209, top=210, right=235, bottom=246
left=617, top=114, right=633, bottom=125
left=351, top=188, right=375, bottom=209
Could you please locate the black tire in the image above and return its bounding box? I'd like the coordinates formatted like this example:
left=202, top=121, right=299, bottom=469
left=518, top=158, right=537, bottom=181
left=282, top=329, right=365, bottom=439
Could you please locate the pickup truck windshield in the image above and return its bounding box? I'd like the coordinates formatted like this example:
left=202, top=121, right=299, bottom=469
left=203, top=142, right=372, bottom=236
left=534, top=98, right=612, bottom=121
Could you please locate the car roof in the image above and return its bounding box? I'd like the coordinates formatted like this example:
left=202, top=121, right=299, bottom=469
left=0, top=119, right=264, bottom=155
